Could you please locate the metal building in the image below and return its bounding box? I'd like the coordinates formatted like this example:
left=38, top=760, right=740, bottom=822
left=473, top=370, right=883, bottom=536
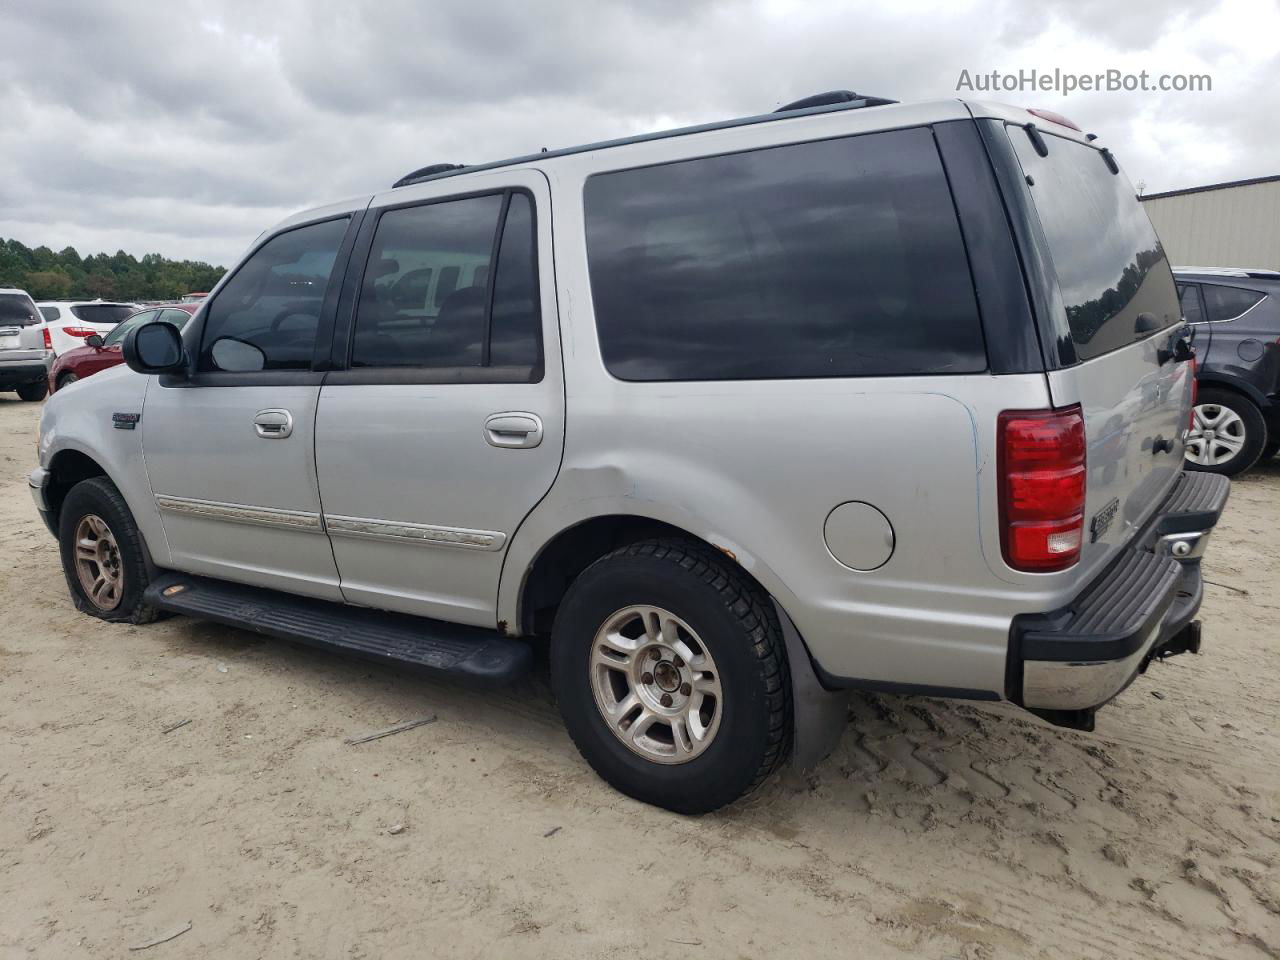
left=1140, top=175, right=1280, bottom=271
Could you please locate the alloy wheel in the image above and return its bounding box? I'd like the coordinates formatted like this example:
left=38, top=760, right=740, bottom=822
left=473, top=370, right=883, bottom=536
left=589, top=605, right=722, bottom=764
left=1186, top=402, right=1246, bottom=467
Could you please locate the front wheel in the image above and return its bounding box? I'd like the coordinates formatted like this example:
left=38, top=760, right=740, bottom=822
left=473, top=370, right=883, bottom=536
left=56, top=373, right=79, bottom=391
left=1184, top=387, right=1266, bottom=477
left=58, top=477, right=161, bottom=624
left=16, top=381, right=48, bottom=402
left=552, top=540, right=792, bottom=814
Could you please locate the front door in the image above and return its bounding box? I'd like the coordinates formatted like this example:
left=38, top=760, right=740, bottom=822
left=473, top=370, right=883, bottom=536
left=142, top=214, right=360, bottom=600
left=314, top=171, right=564, bottom=626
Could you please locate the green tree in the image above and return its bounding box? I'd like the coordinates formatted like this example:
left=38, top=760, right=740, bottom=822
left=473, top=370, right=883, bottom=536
left=0, top=236, right=225, bottom=301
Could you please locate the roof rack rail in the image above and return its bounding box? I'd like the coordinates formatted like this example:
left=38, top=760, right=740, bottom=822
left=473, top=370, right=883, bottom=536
left=393, top=163, right=467, bottom=189
left=774, top=90, right=897, bottom=113
left=389, top=91, right=901, bottom=189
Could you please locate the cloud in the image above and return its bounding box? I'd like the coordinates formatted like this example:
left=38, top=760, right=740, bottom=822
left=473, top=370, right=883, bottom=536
left=0, top=0, right=1275, bottom=265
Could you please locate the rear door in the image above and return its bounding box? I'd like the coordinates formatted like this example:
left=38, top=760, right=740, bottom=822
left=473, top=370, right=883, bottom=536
left=1005, top=125, right=1189, bottom=575
left=314, top=170, right=563, bottom=627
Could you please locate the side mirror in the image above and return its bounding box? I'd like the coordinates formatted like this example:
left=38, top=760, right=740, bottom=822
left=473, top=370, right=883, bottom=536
left=85, top=334, right=104, bottom=348
left=123, top=321, right=185, bottom=375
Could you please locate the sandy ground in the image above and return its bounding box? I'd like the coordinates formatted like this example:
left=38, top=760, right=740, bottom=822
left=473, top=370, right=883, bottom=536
left=0, top=395, right=1277, bottom=960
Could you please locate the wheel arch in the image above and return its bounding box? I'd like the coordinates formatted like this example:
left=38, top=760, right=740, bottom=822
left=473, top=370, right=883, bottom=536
left=509, top=512, right=799, bottom=640
left=45, top=448, right=110, bottom=530
left=1195, top=371, right=1268, bottom=410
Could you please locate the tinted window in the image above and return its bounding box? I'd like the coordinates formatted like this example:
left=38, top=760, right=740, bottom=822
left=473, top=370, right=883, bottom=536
left=70, top=303, right=135, bottom=325
left=103, top=310, right=159, bottom=347
left=39, top=305, right=60, bottom=322
left=159, top=308, right=195, bottom=328
left=1178, top=284, right=1204, bottom=323
left=351, top=191, right=541, bottom=374
left=584, top=128, right=985, bottom=381
left=200, top=217, right=348, bottom=372
left=1009, top=129, right=1179, bottom=360
left=0, top=294, right=39, bottom=326
left=1201, top=284, right=1265, bottom=323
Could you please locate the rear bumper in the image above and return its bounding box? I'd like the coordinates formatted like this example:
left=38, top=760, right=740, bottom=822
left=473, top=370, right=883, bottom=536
left=1012, top=471, right=1229, bottom=718
left=0, top=359, right=50, bottom=388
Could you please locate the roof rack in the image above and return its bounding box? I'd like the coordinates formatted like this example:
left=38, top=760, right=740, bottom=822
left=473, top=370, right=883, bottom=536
left=391, top=90, right=898, bottom=188
left=1173, top=265, right=1280, bottom=279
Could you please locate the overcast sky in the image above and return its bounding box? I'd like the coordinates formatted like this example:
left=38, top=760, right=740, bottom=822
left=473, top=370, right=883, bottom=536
left=1, top=0, right=1276, bottom=267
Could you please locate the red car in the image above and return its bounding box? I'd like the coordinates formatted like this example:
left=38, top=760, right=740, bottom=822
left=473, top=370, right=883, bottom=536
left=48, top=304, right=198, bottom=392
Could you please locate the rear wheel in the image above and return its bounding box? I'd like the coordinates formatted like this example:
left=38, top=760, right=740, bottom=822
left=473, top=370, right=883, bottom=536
left=551, top=539, right=791, bottom=814
left=16, top=381, right=47, bottom=402
left=58, top=477, right=161, bottom=624
left=1185, top=387, right=1266, bottom=477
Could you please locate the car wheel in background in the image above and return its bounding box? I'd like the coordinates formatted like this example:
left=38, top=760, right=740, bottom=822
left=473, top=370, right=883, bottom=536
left=58, top=477, right=161, bottom=625
left=551, top=539, right=792, bottom=814
left=1185, top=387, right=1267, bottom=477
left=56, top=372, right=79, bottom=391
left=16, top=381, right=48, bottom=402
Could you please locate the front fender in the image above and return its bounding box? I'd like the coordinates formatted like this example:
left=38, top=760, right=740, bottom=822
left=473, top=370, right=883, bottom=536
left=38, top=366, right=171, bottom=566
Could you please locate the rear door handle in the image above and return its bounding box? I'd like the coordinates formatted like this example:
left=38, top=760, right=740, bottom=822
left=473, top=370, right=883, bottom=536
left=254, top=409, right=294, bottom=439
left=484, top=412, right=543, bottom=449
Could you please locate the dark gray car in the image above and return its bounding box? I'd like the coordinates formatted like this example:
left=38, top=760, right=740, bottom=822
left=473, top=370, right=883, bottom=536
left=1175, top=267, right=1280, bottom=475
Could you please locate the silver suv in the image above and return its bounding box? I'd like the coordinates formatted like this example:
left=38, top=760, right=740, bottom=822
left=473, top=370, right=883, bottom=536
left=30, top=94, right=1228, bottom=813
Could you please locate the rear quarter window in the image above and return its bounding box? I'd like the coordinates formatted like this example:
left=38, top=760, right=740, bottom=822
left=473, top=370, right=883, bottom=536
left=583, top=127, right=986, bottom=381
left=1201, top=284, right=1266, bottom=322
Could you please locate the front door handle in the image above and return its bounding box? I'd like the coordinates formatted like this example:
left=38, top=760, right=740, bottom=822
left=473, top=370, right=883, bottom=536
left=254, top=408, right=294, bottom=439
left=484, top=412, right=543, bottom=449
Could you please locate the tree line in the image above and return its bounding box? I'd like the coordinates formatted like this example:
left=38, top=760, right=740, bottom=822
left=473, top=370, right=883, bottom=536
left=0, top=237, right=226, bottom=302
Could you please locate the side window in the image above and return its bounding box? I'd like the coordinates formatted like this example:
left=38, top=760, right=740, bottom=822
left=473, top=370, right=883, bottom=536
left=583, top=127, right=985, bottom=381
left=158, top=308, right=194, bottom=329
left=1178, top=284, right=1204, bottom=323
left=199, top=217, right=349, bottom=372
left=40, top=306, right=60, bottom=322
left=103, top=310, right=158, bottom=347
left=350, top=191, right=542, bottom=376
left=1201, top=284, right=1265, bottom=323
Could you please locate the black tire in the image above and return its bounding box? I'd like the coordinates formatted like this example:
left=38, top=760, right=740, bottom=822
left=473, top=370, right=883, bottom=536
left=1262, top=440, right=1280, bottom=462
left=551, top=539, right=792, bottom=814
left=16, top=381, right=48, bottom=402
left=56, top=373, right=79, bottom=391
left=58, top=477, right=162, bottom=624
left=1185, top=387, right=1267, bottom=477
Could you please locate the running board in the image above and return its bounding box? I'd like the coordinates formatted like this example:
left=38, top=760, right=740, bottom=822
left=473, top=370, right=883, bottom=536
left=143, top=573, right=533, bottom=686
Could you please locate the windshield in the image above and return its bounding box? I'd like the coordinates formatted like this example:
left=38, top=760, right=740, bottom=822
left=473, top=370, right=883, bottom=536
left=0, top=294, right=39, bottom=326
left=103, top=310, right=191, bottom=347
left=70, top=303, right=135, bottom=325
left=1008, top=127, right=1180, bottom=361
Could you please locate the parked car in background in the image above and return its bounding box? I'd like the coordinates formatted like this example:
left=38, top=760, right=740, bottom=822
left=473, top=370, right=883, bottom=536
left=0, top=287, right=50, bottom=401
left=34, top=300, right=139, bottom=356
left=179, top=292, right=208, bottom=303
left=1175, top=267, right=1280, bottom=475
left=48, top=304, right=198, bottom=392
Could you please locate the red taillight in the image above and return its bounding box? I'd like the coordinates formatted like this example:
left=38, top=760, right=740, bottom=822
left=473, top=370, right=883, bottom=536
left=1027, top=107, right=1082, bottom=131
left=42, top=328, right=52, bottom=350
left=998, top=405, right=1086, bottom=572
left=1188, top=355, right=1198, bottom=429
left=61, top=326, right=98, bottom=338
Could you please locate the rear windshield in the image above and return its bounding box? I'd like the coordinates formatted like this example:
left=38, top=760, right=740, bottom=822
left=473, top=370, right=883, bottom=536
left=0, top=294, right=39, bottom=325
left=1009, top=127, right=1180, bottom=361
left=70, top=303, right=135, bottom=325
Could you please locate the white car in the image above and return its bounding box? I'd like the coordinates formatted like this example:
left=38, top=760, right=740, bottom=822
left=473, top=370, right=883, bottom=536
left=34, top=300, right=138, bottom=356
